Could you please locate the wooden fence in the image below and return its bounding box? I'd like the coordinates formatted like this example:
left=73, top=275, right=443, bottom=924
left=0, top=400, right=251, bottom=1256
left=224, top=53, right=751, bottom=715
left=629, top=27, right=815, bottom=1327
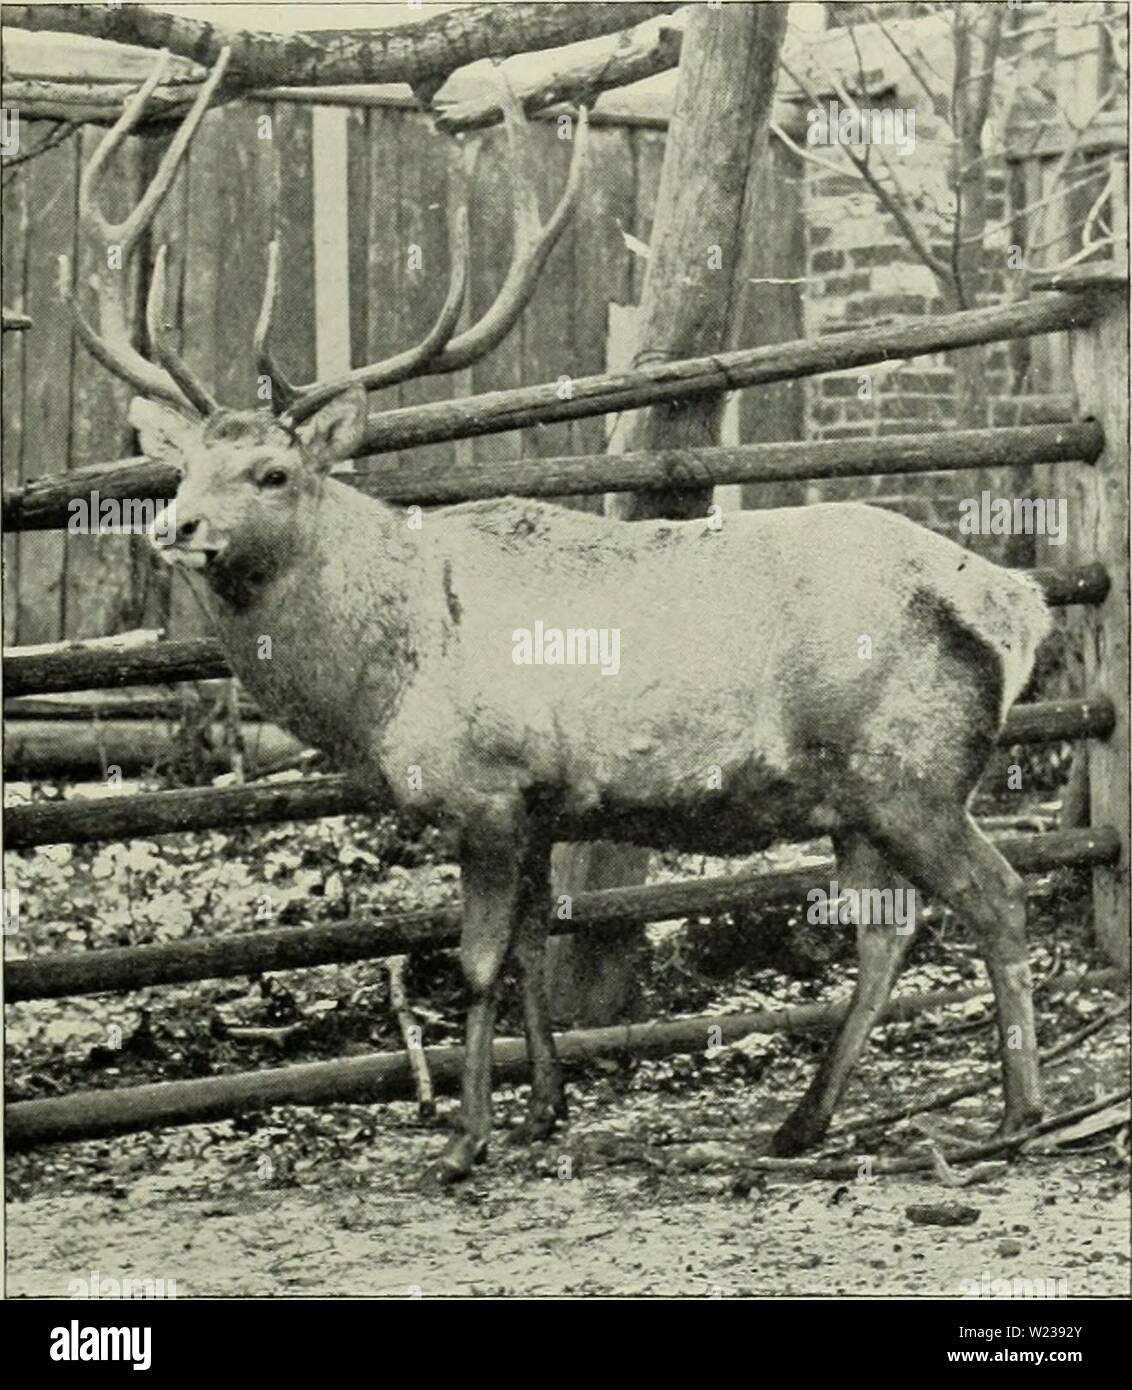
left=3, top=269, right=1127, bottom=1148
left=7, top=87, right=1125, bottom=644
left=1, top=98, right=806, bottom=645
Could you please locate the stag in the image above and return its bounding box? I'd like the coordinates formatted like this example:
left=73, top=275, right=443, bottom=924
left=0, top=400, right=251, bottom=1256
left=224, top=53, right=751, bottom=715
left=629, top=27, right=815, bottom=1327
left=72, top=50, right=1050, bottom=1181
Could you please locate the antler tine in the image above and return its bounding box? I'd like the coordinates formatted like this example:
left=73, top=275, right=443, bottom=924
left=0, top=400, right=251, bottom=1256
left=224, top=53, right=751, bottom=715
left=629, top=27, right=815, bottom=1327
left=146, top=245, right=218, bottom=416
left=280, top=207, right=470, bottom=425
left=79, top=49, right=173, bottom=248
left=280, top=86, right=585, bottom=426
left=73, top=48, right=231, bottom=409
left=62, top=255, right=188, bottom=410
left=254, top=239, right=301, bottom=413
left=80, top=47, right=232, bottom=257
left=423, top=81, right=589, bottom=375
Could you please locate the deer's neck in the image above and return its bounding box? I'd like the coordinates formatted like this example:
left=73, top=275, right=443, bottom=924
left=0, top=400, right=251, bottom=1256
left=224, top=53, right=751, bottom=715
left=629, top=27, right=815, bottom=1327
left=204, top=481, right=418, bottom=761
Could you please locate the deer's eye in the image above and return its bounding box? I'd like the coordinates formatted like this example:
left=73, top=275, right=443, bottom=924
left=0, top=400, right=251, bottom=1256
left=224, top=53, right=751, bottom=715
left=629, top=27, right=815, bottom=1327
left=259, top=467, right=289, bottom=489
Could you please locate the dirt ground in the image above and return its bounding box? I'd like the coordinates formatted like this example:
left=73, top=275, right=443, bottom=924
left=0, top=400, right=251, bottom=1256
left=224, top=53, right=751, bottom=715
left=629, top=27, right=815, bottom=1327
left=6, top=827, right=1128, bottom=1298
left=7, top=1061, right=1129, bottom=1299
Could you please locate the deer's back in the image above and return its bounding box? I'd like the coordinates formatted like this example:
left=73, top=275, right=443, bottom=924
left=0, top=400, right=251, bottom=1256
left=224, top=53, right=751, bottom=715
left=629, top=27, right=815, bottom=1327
left=380, top=496, right=1045, bottom=827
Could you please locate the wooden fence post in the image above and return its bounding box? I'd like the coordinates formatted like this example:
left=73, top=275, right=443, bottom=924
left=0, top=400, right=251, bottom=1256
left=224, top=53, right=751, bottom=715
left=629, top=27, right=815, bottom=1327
left=548, top=2, right=789, bottom=1026
left=1066, top=274, right=1130, bottom=970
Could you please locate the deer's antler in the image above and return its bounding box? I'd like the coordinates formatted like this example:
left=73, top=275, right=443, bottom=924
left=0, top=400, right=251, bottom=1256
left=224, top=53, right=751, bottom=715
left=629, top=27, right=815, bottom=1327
left=257, top=77, right=589, bottom=426
left=146, top=245, right=218, bottom=416
left=254, top=208, right=469, bottom=419
left=67, top=46, right=231, bottom=415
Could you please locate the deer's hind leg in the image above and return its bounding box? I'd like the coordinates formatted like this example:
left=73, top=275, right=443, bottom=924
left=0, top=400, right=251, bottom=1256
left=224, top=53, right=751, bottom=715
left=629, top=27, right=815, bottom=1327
left=869, top=806, right=1041, bottom=1135
left=772, top=831, right=915, bottom=1156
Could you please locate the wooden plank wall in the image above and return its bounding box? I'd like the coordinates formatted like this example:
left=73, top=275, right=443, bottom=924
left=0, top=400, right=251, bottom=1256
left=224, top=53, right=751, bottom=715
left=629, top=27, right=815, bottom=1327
left=1, top=105, right=805, bottom=646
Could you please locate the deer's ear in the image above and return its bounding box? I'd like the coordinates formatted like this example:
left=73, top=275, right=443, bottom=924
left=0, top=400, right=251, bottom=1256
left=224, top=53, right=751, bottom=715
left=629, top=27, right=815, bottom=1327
left=297, top=385, right=368, bottom=468
left=129, top=398, right=202, bottom=466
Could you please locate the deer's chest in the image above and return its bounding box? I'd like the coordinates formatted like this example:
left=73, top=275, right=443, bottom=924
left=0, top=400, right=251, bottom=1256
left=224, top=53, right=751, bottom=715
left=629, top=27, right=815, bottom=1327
left=217, top=600, right=408, bottom=775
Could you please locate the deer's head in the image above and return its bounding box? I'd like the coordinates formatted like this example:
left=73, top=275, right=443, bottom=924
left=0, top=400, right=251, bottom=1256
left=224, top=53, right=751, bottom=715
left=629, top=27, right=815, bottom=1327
left=69, top=47, right=587, bottom=600
left=132, top=388, right=368, bottom=591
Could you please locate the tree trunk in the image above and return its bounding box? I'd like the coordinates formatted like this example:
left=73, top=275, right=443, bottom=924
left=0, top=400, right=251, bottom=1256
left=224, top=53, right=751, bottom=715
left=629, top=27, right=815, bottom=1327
left=949, top=8, right=1002, bottom=459
left=547, top=1, right=789, bottom=1025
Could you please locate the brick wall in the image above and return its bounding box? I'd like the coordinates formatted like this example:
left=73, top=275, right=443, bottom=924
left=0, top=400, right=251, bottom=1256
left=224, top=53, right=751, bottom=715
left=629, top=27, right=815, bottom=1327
left=786, top=4, right=1125, bottom=563
left=803, top=163, right=1013, bottom=444
left=796, top=112, right=1035, bottom=556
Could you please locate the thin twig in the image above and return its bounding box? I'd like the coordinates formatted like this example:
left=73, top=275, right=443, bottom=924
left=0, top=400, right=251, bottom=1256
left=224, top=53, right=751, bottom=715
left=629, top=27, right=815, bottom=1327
left=387, top=955, right=435, bottom=1118
left=780, top=55, right=951, bottom=284
left=863, top=4, right=945, bottom=117
left=0, top=120, right=78, bottom=177
left=1081, top=169, right=1115, bottom=248
left=831, top=998, right=1128, bottom=1139
left=735, top=1089, right=1130, bottom=1180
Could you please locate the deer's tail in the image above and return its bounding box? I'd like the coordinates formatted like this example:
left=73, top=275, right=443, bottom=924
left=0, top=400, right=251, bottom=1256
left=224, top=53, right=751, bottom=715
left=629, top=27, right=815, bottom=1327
left=936, top=560, right=1053, bottom=717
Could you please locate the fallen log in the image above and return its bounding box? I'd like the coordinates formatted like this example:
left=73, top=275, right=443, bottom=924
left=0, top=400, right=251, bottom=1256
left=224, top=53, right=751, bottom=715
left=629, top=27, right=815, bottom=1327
left=6, top=967, right=1122, bottom=1148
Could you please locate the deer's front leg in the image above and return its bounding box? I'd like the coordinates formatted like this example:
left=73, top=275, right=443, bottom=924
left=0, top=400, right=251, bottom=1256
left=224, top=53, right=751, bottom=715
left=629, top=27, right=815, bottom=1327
left=434, top=810, right=523, bottom=1184
left=509, top=835, right=567, bottom=1143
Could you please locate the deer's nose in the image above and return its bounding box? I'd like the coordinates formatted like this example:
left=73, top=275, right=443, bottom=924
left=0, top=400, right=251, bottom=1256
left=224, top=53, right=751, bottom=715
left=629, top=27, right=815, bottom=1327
left=176, top=517, right=200, bottom=544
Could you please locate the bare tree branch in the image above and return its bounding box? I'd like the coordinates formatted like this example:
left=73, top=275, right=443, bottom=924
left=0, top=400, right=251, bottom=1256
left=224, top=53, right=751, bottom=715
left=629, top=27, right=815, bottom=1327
left=960, top=166, right=1110, bottom=248
left=864, top=3, right=946, bottom=118
left=949, top=3, right=1004, bottom=310
left=1081, top=169, right=1115, bottom=247
left=1, top=3, right=683, bottom=91
left=0, top=119, right=78, bottom=183
left=770, top=119, right=863, bottom=182
left=1008, top=80, right=1121, bottom=300
left=430, top=13, right=684, bottom=134
left=780, top=55, right=951, bottom=283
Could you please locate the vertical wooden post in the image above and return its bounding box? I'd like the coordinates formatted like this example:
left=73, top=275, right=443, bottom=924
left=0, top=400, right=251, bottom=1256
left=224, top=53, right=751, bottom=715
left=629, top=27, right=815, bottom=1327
left=1066, top=274, right=1130, bottom=970
left=311, top=107, right=351, bottom=381
left=548, top=302, right=651, bottom=1025
left=548, top=2, right=789, bottom=1025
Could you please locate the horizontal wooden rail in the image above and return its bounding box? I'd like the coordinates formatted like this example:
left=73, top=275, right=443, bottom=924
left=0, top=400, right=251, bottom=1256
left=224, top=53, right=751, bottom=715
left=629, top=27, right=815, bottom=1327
left=1031, top=561, right=1110, bottom=606
left=1001, top=697, right=1116, bottom=744
left=0, top=566, right=1111, bottom=699
left=2, top=420, right=1101, bottom=529
left=7, top=963, right=1123, bottom=1148
left=3, top=719, right=303, bottom=779
left=345, top=421, right=1105, bottom=506
left=0, top=690, right=1106, bottom=779
left=9, top=692, right=1097, bottom=780
left=4, top=776, right=369, bottom=849
left=2, top=678, right=1111, bottom=782
left=3, top=700, right=1115, bottom=850
left=4, top=688, right=252, bottom=720
left=3, top=636, right=230, bottom=696
left=4, top=828, right=1120, bottom=1004
left=355, top=292, right=1104, bottom=456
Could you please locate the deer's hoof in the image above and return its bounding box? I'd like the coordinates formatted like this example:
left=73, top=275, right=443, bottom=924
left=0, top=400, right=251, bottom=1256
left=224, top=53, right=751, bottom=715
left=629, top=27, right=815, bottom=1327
left=429, top=1132, right=487, bottom=1185
left=770, top=1112, right=826, bottom=1157
left=505, top=1105, right=561, bottom=1147
left=995, top=1106, right=1043, bottom=1141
